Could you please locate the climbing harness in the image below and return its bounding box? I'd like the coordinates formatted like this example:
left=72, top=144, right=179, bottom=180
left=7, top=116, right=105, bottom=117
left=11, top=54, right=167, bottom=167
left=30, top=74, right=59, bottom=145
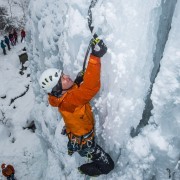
left=67, top=129, right=94, bottom=151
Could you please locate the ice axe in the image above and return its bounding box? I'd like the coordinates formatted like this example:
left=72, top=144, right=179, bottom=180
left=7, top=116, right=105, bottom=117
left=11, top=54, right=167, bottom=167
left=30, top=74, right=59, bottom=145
left=82, top=0, right=99, bottom=71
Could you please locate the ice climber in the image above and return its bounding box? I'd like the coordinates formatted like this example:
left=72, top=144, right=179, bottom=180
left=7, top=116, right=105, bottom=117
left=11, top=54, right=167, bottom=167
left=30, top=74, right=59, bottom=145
left=1, top=163, right=15, bottom=180
left=39, top=37, right=114, bottom=176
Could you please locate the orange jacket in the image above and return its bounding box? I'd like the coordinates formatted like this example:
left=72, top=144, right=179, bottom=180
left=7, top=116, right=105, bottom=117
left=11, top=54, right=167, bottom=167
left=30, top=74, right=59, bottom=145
left=2, top=165, right=15, bottom=177
left=48, top=54, right=101, bottom=136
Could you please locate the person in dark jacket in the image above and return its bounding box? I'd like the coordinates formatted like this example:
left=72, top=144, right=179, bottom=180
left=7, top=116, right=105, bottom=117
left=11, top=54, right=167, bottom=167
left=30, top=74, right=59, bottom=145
left=4, top=36, right=11, bottom=50
left=21, top=29, right=26, bottom=42
left=9, top=32, right=15, bottom=46
left=1, top=40, right=7, bottom=55
left=13, top=29, right=18, bottom=45
left=1, top=163, right=15, bottom=180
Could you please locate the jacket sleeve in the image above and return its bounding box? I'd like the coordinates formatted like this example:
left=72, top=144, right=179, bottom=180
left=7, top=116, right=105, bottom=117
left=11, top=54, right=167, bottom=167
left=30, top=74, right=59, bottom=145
left=48, top=94, right=62, bottom=107
left=2, top=170, right=7, bottom=177
left=61, top=54, right=101, bottom=111
left=9, top=165, right=15, bottom=174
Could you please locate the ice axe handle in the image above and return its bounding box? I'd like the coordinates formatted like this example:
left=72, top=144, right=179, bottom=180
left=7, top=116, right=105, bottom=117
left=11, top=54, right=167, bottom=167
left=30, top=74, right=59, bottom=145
left=82, top=33, right=98, bottom=71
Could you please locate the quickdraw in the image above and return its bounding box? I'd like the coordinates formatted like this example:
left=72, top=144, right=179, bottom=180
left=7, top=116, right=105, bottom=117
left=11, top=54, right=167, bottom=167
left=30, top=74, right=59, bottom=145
left=67, top=129, right=94, bottom=150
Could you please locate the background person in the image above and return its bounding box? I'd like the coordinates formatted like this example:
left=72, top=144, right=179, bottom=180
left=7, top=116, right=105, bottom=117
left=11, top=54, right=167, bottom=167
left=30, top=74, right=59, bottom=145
left=1, top=40, right=7, bottom=55
left=4, top=36, right=11, bottom=50
left=1, top=163, right=15, bottom=180
left=21, top=29, right=26, bottom=42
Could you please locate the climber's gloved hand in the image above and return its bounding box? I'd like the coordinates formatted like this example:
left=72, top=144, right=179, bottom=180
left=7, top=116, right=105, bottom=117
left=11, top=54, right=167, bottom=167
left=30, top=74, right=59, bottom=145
left=48, top=93, right=56, bottom=97
left=74, top=70, right=84, bottom=87
left=91, top=37, right=107, bottom=58
left=48, top=92, right=59, bottom=98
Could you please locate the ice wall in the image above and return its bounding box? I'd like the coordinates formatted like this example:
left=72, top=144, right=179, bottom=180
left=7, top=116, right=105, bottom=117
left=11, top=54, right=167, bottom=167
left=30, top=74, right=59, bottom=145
left=130, top=0, right=177, bottom=137
left=93, top=0, right=161, bottom=151
left=27, top=0, right=180, bottom=179
left=150, top=0, right=180, bottom=178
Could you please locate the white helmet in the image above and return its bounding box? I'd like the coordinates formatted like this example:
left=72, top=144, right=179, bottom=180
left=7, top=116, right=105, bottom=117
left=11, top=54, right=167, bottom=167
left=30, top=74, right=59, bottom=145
left=39, top=68, right=62, bottom=93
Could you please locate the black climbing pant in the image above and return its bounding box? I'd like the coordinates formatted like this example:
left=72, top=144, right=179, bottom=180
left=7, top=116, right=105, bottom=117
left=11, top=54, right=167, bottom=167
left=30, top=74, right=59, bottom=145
left=21, top=37, right=25, bottom=42
left=67, top=132, right=114, bottom=176
left=6, top=43, right=11, bottom=50
left=2, top=48, right=6, bottom=55
left=7, top=174, right=15, bottom=180
left=78, top=140, right=114, bottom=176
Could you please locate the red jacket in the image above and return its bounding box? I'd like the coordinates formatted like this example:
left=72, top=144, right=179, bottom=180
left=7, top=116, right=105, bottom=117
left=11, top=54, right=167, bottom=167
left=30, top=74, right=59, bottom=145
left=21, top=30, right=26, bottom=37
left=2, top=165, right=15, bottom=177
left=48, top=54, right=101, bottom=136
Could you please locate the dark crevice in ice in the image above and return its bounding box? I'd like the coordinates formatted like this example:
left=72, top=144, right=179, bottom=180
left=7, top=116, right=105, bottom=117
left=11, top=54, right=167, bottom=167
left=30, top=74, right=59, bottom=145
left=130, top=0, right=177, bottom=137
left=9, top=85, right=30, bottom=106
left=23, top=120, right=36, bottom=133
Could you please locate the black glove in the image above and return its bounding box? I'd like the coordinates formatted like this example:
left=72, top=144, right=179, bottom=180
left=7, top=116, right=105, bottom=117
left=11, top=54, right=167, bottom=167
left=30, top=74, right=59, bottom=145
left=91, top=37, right=107, bottom=58
left=74, top=70, right=84, bottom=86
left=48, top=92, right=61, bottom=98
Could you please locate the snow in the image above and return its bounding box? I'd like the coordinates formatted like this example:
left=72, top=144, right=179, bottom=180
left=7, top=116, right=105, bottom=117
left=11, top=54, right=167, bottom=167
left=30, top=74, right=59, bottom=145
left=0, top=0, right=180, bottom=179
left=0, top=41, right=45, bottom=180
left=151, top=0, right=180, bottom=138
left=0, top=0, right=25, bottom=32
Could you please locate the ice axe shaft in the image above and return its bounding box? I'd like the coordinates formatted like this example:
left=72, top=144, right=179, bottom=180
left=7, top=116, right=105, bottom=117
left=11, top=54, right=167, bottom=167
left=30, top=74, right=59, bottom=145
left=82, top=0, right=99, bottom=71
left=82, top=33, right=98, bottom=71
